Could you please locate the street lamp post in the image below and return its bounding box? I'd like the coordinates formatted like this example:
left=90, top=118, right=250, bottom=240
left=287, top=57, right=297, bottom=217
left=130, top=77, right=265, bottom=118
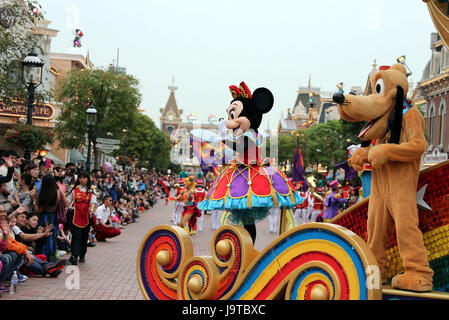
left=22, top=48, right=44, bottom=162
left=85, top=103, right=97, bottom=173
left=122, top=128, right=127, bottom=157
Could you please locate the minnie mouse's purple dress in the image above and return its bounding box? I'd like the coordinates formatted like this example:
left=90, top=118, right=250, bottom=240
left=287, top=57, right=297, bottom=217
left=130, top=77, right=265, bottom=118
left=198, top=130, right=304, bottom=225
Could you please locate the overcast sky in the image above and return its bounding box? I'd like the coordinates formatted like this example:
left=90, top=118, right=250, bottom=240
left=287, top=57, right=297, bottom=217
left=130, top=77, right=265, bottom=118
left=40, top=0, right=436, bottom=130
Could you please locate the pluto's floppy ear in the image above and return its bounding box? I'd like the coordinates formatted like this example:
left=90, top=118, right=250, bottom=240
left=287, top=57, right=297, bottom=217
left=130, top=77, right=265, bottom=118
left=253, top=88, right=274, bottom=114
left=389, top=86, right=404, bottom=144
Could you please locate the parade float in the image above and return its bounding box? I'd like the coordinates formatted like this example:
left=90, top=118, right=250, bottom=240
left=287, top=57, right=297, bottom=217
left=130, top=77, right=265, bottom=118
left=136, top=79, right=449, bottom=300
left=136, top=1, right=449, bottom=300
left=137, top=157, right=449, bottom=300
left=137, top=84, right=449, bottom=300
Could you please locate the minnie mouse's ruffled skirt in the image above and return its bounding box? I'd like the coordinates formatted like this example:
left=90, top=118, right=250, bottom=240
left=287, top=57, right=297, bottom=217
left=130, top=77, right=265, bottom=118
left=198, top=163, right=304, bottom=225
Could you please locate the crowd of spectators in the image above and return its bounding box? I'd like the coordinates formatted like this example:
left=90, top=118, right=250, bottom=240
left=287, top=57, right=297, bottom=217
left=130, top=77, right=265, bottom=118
left=0, top=150, right=171, bottom=296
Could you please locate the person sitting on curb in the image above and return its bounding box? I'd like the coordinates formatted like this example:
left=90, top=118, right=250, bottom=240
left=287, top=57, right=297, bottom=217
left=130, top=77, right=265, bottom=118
left=0, top=211, right=16, bottom=293
left=2, top=207, right=65, bottom=279
left=12, top=211, right=53, bottom=253
left=93, top=196, right=121, bottom=242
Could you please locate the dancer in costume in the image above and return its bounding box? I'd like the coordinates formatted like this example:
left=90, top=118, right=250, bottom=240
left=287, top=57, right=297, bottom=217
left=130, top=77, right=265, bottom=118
left=198, top=82, right=304, bottom=243
left=171, top=179, right=185, bottom=226
left=179, top=177, right=201, bottom=234
left=323, top=180, right=348, bottom=220
left=194, top=179, right=206, bottom=232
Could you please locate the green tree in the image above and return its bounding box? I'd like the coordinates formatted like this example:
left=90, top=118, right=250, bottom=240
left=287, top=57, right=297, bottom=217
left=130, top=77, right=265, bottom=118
left=340, top=120, right=366, bottom=147
left=305, top=120, right=346, bottom=170
left=277, top=133, right=297, bottom=166
left=272, top=119, right=366, bottom=176
left=147, top=129, right=171, bottom=170
left=123, top=113, right=171, bottom=170
left=55, top=68, right=141, bottom=169
left=0, top=0, right=49, bottom=102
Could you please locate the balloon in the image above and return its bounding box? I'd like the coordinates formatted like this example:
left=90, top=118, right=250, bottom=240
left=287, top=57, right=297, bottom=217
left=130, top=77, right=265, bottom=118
left=103, top=162, right=112, bottom=173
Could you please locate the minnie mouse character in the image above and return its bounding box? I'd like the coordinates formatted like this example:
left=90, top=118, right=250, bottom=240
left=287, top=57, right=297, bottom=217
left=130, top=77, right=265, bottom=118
left=198, top=82, right=304, bottom=243
left=226, top=82, right=273, bottom=137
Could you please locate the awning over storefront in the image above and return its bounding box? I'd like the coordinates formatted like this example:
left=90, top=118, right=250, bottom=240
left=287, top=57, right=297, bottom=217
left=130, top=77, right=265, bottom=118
left=69, top=149, right=85, bottom=163
left=46, top=151, right=64, bottom=165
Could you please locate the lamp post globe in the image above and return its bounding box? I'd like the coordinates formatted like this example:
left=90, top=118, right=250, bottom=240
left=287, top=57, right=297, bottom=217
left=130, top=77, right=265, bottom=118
left=85, top=103, right=97, bottom=173
left=22, top=48, right=44, bottom=162
left=85, top=103, right=97, bottom=126
left=122, top=128, right=128, bottom=157
left=23, top=47, right=44, bottom=89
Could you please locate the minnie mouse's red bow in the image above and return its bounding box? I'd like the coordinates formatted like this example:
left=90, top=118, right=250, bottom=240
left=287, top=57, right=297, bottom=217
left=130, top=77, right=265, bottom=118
left=229, top=82, right=252, bottom=99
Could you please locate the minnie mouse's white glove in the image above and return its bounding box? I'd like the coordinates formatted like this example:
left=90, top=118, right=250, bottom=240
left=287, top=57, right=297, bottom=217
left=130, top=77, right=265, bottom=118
left=218, top=118, right=228, bottom=140
left=347, top=144, right=361, bottom=157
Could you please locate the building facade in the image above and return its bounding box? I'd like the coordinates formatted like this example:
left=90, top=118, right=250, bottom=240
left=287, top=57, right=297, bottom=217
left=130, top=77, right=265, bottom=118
left=0, top=13, right=60, bottom=159
left=277, top=84, right=339, bottom=135
left=159, top=83, right=219, bottom=173
left=416, top=32, right=449, bottom=159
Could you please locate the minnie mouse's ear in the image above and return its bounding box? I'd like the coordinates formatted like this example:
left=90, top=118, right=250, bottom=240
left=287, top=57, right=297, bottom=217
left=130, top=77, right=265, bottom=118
left=253, top=88, right=274, bottom=114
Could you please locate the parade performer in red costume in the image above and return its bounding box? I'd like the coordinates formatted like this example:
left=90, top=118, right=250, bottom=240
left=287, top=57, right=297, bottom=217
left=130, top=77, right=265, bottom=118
left=178, top=177, right=201, bottom=235
left=66, top=171, right=97, bottom=265
left=194, top=179, right=206, bottom=232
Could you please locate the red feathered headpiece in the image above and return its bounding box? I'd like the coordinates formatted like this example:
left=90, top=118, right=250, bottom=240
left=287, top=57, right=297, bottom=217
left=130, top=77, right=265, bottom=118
left=229, top=81, right=252, bottom=99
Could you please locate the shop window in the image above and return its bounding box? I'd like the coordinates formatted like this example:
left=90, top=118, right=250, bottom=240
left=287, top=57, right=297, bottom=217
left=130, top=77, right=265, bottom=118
left=439, top=100, right=447, bottom=147
left=429, top=103, right=436, bottom=145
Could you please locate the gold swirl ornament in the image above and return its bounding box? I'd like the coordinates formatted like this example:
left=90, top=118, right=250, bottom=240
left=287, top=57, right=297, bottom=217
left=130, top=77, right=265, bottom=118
left=221, top=223, right=382, bottom=300
left=137, top=225, right=193, bottom=300
left=211, top=225, right=259, bottom=299
left=178, top=256, right=220, bottom=300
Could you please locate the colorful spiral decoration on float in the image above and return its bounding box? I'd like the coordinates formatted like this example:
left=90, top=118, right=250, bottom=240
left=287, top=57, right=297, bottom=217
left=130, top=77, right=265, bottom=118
left=223, top=223, right=381, bottom=300
left=137, top=225, right=193, bottom=300
left=137, top=223, right=381, bottom=300
left=178, top=256, right=219, bottom=300
left=210, top=226, right=258, bottom=299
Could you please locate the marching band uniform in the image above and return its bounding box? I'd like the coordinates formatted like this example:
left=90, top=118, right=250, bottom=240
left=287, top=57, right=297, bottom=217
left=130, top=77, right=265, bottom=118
left=310, top=195, right=324, bottom=222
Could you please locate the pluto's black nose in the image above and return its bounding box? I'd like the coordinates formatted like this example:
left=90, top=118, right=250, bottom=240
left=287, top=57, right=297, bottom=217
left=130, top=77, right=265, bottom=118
left=332, top=92, right=345, bottom=104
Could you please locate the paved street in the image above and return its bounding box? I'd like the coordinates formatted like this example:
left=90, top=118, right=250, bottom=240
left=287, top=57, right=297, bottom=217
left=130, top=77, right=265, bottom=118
left=1, top=198, right=278, bottom=300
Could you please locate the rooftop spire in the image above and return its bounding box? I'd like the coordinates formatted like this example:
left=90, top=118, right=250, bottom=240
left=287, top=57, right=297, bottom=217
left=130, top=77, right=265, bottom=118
left=372, top=58, right=378, bottom=73
left=168, top=76, right=178, bottom=92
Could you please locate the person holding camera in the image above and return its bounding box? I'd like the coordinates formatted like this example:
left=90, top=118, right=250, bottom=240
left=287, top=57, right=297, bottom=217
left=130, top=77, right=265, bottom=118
left=0, top=151, right=19, bottom=213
